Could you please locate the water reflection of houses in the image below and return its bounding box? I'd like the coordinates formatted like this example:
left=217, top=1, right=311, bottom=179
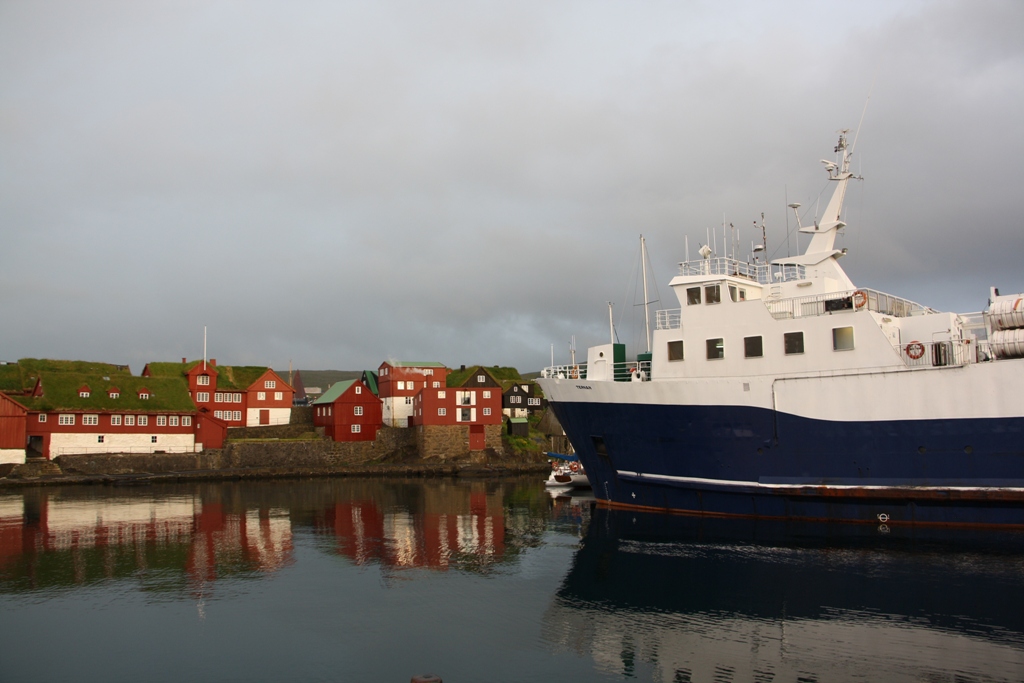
left=315, top=483, right=506, bottom=570
left=0, top=489, right=292, bottom=591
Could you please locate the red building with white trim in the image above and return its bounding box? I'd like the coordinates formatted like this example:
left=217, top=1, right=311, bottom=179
left=312, top=380, right=383, bottom=441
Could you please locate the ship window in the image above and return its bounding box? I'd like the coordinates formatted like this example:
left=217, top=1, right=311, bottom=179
left=591, top=436, right=609, bottom=459
left=667, top=340, right=684, bottom=361
left=729, top=285, right=738, bottom=302
left=744, top=336, right=763, bottom=358
left=833, top=326, right=855, bottom=351
left=706, top=338, right=724, bottom=359
left=705, top=285, right=721, bottom=304
left=739, top=289, right=746, bottom=301
left=686, top=287, right=702, bottom=305
left=784, top=331, right=804, bottom=355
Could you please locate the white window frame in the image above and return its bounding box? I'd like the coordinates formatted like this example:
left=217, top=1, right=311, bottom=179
left=233, top=411, right=241, bottom=421
left=97, top=435, right=104, bottom=443
left=483, top=390, right=491, bottom=399
left=157, top=415, right=167, bottom=426
left=83, top=415, right=99, bottom=426
left=214, top=392, right=224, bottom=403
left=182, top=416, right=192, bottom=426
left=257, top=391, right=266, bottom=401
left=354, top=405, right=363, bottom=416
left=38, top=413, right=46, bottom=423
left=138, top=415, right=148, bottom=426
left=139, top=392, right=150, bottom=400
left=351, top=424, right=361, bottom=433
left=125, top=415, right=135, bottom=426
left=197, top=375, right=210, bottom=386
left=196, top=392, right=210, bottom=402
left=79, top=390, right=89, bottom=398
left=109, top=391, right=119, bottom=399
left=169, top=416, right=179, bottom=426
left=438, top=407, right=446, bottom=416
left=265, top=380, right=276, bottom=389
left=483, top=407, right=491, bottom=416
left=111, top=414, right=122, bottom=426
left=59, top=414, right=75, bottom=426
left=275, top=391, right=283, bottom=401
left=151, top=436, right=157, bottom=443
left=397, top=381, right=405, bottom=390
left=355, top=386, right=362, bottom=395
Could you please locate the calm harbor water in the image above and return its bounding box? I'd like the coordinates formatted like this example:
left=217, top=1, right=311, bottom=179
left=1, top=478, right=1023, bottom=682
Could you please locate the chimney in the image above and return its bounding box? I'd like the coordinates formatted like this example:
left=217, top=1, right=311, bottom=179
left=460, top=364, right=466, bottom=371
left=182, top=357, right=186, bottom=364
left=210, top=358, right=216, bottom=366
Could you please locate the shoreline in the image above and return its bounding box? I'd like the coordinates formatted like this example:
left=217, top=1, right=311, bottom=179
left=0, top=460, right=551, bottom=489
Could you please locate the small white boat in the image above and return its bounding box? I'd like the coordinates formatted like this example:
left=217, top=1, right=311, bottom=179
left=546, top=453, right=591, bottom=488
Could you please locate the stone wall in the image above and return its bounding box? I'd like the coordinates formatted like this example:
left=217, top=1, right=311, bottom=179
left=55, top=426, right=420, bottom=475
left=416, top=425, right=467, bottom=461
left=290, top=406, right=313, bottom=425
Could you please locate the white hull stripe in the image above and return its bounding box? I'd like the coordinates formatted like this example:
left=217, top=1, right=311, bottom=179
left=616, top=470, right=1024, bottom=494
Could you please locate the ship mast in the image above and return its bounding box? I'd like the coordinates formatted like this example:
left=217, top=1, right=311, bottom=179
left=641, top=235, right=651, bottom=353
left=801, top=130, right=855, bottom=256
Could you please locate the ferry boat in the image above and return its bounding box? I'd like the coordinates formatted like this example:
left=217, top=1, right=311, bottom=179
left=537, top=131, right=1024, bottom=527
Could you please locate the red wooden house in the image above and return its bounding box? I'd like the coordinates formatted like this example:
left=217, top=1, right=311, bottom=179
left=143, top=359, right=294, bottom=427
left=0, top=358, right=224, bottom=460
left=411, top=366, right=503, bottom=451
left=377, top=361, right=448, bottom=427
left=312, top=380, right=383, bottom=441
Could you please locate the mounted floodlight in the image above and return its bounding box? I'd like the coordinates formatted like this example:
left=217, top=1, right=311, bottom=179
left=787, top=202, right=801, bottom=209
left=698, top=244, right=712, bottom=259
left=753, top=244, right=765, bottom=252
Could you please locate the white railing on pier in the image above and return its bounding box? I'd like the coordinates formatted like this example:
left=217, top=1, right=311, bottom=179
left=679, top=257, right=805, bottom=285
left=766, top=288, right=929, bottom=320
left=656, top=309, right=681, bottom=330
left=541, top=361, right=652, bottom=381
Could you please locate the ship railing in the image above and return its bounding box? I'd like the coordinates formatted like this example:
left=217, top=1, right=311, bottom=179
left=767, top=288, right=929, bottom=320
left=541, top=360, right=652, bottom=381
left=895, top=339, right=975, bottom=368
left=656, top=309, right=681, bottom=330
left=678, top=257, right=805, bottom=284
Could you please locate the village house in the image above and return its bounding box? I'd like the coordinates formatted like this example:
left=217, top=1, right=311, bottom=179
left=0, top=358, right=227, bottom=461
left=502, top=381, right=543, bottom=418
left=142, top=359, right=294, bottom=427
left=377, top=361, right=448, bottom=427
left=410, top=366, right=503, bottom=453
left=312, top=379, right=383, bottom=441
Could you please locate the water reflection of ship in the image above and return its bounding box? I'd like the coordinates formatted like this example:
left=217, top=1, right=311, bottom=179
left=543, top=507, right=1024, bottom=682
left=0, top=488, right=293, bottom=592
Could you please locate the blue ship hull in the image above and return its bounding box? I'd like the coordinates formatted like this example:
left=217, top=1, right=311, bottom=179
left=550, top=400, right=1024, bottom=527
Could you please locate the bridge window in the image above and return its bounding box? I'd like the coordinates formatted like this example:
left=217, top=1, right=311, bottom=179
left=667, top=340, right=684, bottom=361
left=706, top=338, right=724, bottom=360
left=833, top=326, right=855, bottom=351
left=705, top=284, right=721, bottom=304
left=744, top=336, right=763, bottom=358
left=686, top=287, right=701, bottom=305
left=784, top=332, right=804, bottom=355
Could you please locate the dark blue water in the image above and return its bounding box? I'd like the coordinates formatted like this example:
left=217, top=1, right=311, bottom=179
left=0, top=479, right=1022, bottom=682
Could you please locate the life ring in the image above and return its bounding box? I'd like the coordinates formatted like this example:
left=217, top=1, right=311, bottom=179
left=853, top=290, right=868, bottom=309
left=905, top=341, right=925, bottom=360
left=570, top=462, right=580, bottom=473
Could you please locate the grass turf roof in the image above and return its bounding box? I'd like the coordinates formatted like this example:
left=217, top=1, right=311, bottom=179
left=446, top=365, right=521, bottom=387
left=10, top=373, right=196, bottom=412
left=145, top=360, right=288, bottom=392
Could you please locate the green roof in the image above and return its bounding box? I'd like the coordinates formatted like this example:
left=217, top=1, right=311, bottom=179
left=447, top=365, right=521, bottom=387
left=313, top=380, right=356, bottom=405
left=362, top=371, right=378, bottom=396
left=17, top=358, right=133, bottom=376
left=214, top=365, right=274, bottom=391
left=10, top=373, right=195, bottom=413
left=146, top=360, right=286, bottom=392
left=508, top=417, right=528, bottom=423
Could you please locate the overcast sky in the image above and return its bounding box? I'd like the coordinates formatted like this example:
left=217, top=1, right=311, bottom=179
left=2, top=0, right=1022, bottom=374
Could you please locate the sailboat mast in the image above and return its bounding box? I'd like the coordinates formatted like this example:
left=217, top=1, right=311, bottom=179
left=641, top=234, right=651, bottom=353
